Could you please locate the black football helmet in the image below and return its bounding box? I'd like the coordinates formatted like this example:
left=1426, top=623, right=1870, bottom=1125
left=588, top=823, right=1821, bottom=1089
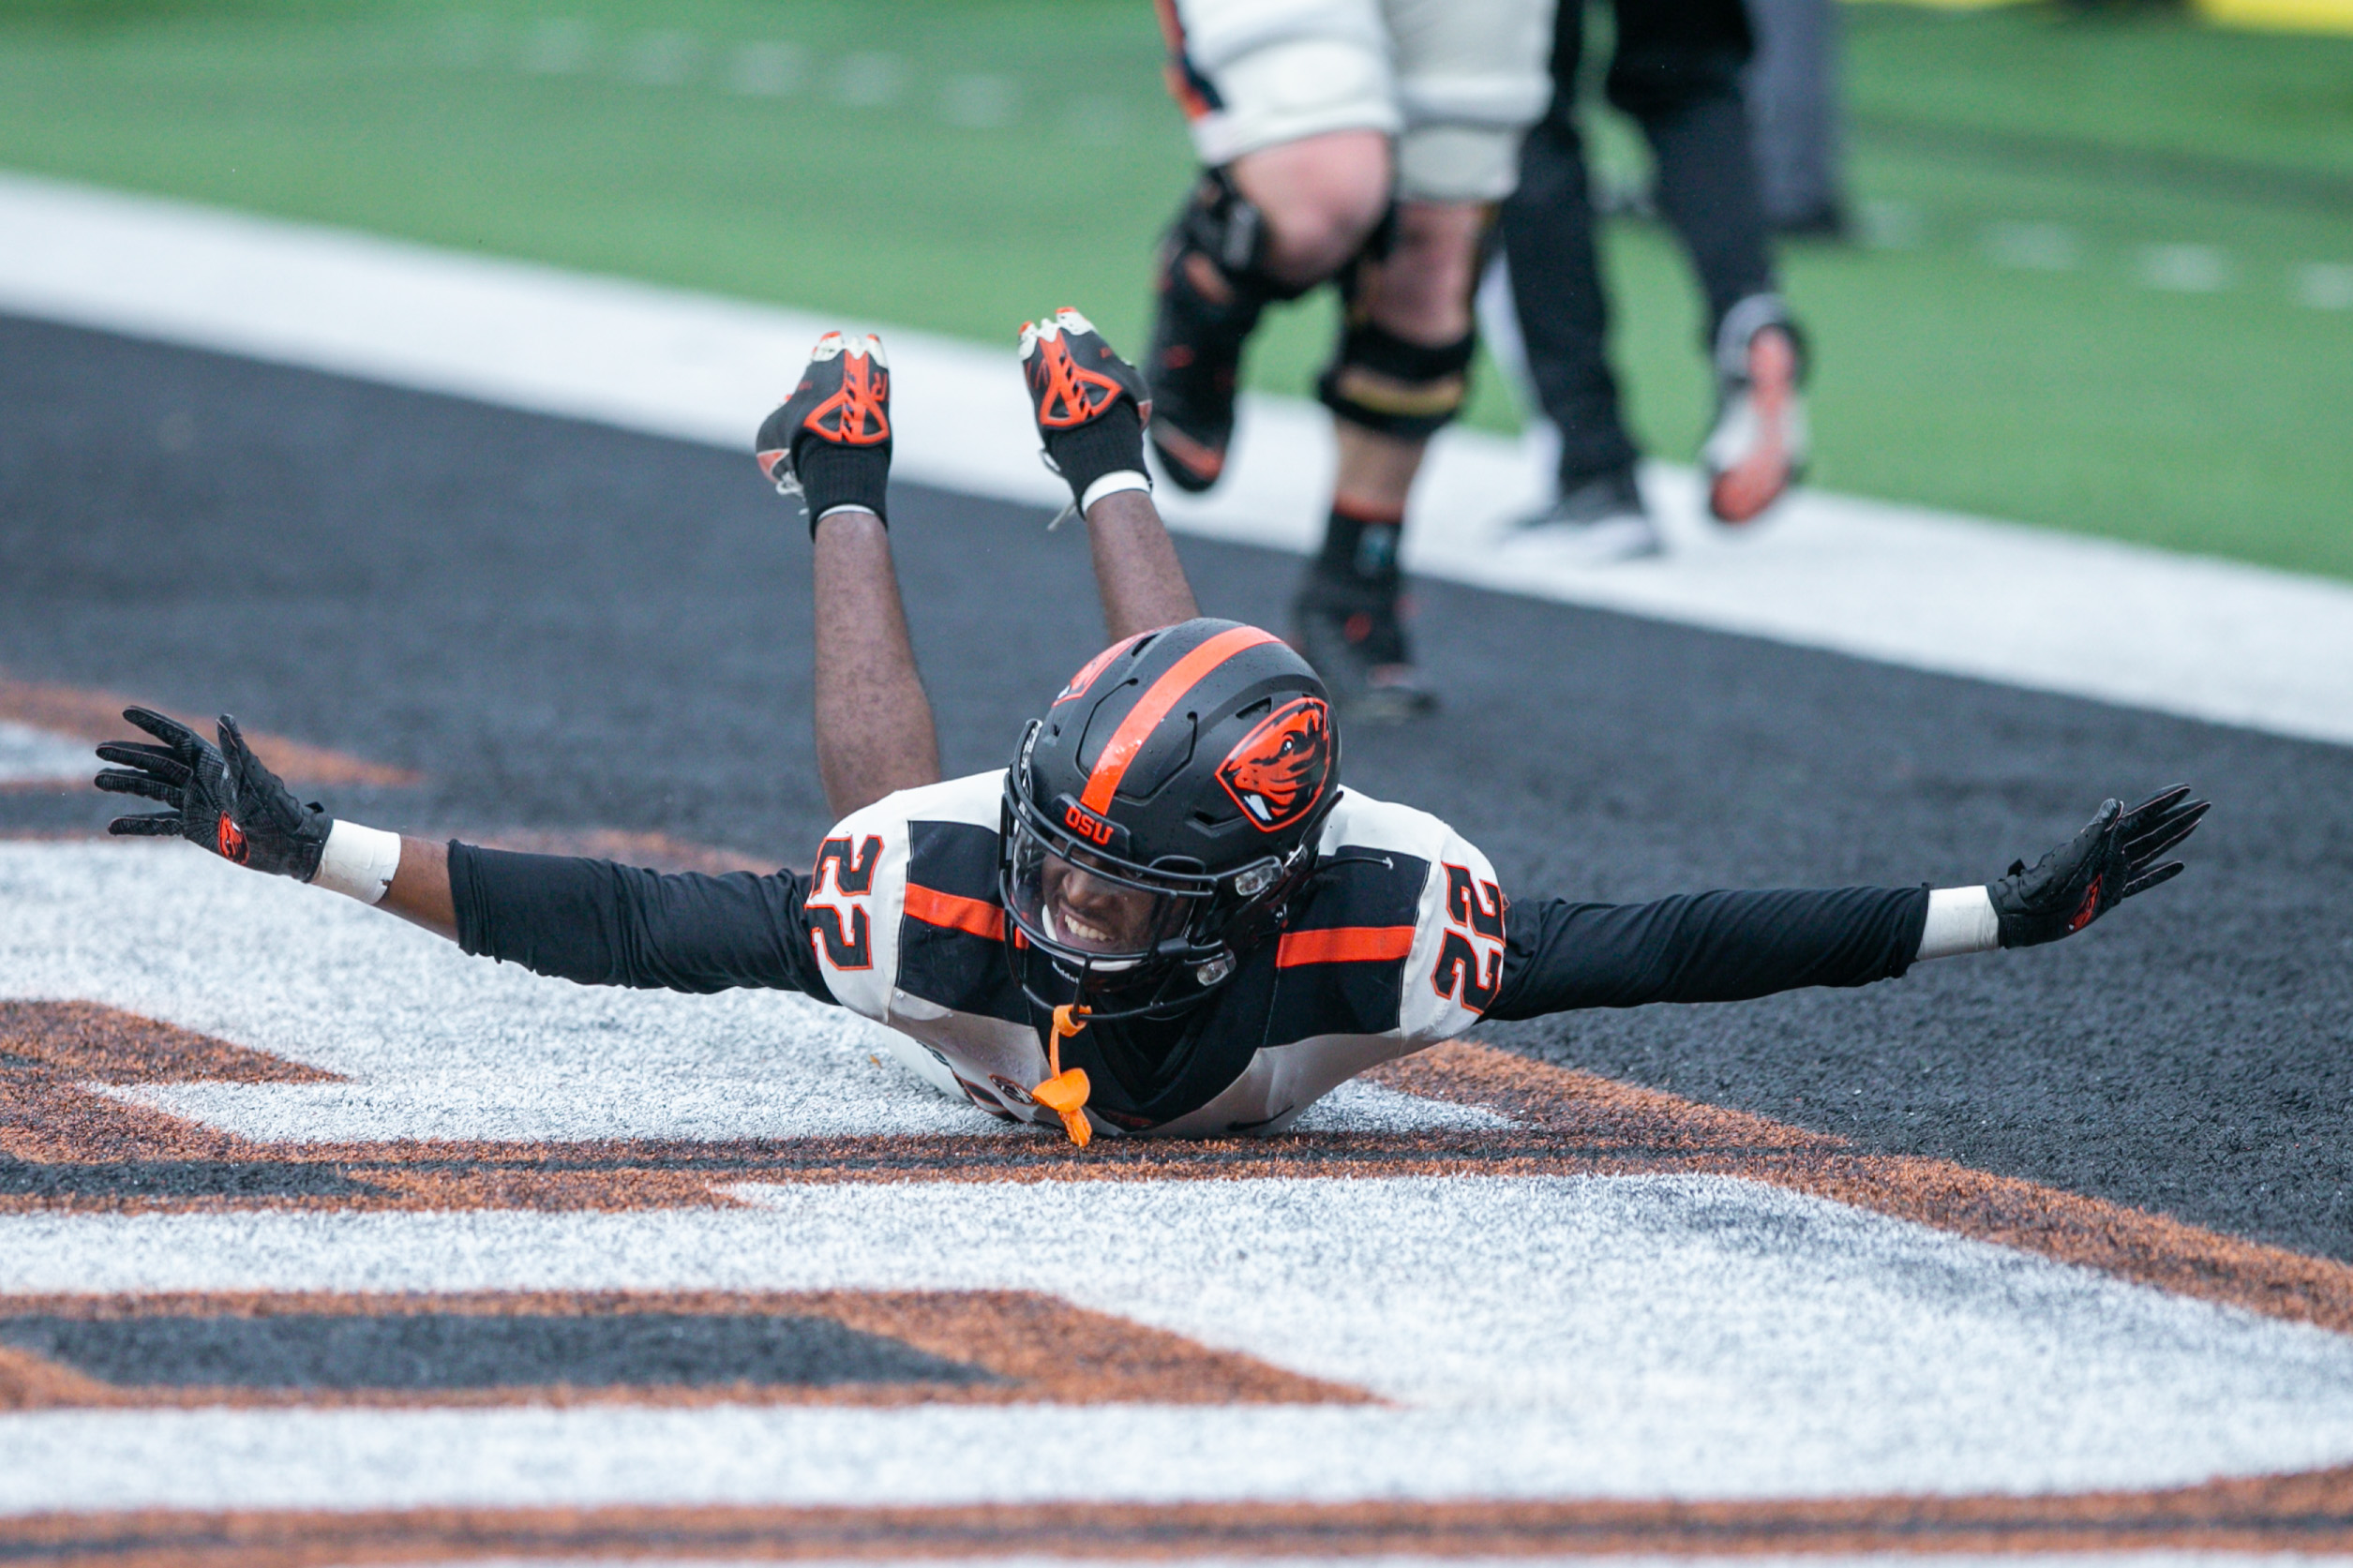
left=1000, top=618, right=1341, bottom=1020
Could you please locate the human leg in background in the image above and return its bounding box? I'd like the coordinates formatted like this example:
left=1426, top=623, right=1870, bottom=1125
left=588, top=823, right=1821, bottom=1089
left=1496, top=0, right=1664, bottom=562
left=1743, top=0, right=1848, bottom=236
left=1610, top=0, right=1809, bottom=523
left=1295, top=198, right=1491, bottom=719
left=1146, top=0, right=1398, bottom=492
left=1145, top=137, right=1394, bottom=492
left=755, top=334, right=942, bottom=820
left=1289, top=0, right=1553, bottom=719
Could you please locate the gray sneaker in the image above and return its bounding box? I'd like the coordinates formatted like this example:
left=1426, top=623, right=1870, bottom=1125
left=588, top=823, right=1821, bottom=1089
left=1511, top=470, right=1664, bottom=563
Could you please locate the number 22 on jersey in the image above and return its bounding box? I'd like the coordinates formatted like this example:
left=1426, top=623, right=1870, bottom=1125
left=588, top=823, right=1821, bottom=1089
left=1431, top=862, right=1506, bottom=1013
left=806, top=834, right=883, bottom=971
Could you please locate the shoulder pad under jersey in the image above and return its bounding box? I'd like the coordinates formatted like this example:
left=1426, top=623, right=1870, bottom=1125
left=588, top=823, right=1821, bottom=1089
left=804, top=770, right=1016, bottom=1026
left=1261, top=789, right=1506, bottom=1046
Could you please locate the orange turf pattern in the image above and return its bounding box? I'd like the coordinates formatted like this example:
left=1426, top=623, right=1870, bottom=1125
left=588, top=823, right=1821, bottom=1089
left=0, top=1289, right=1374, bottom=1412
left=12, top=1470, right=2353, bottom=1567
left=0, top=676, right=420, bottom=788
left=7, top=1004, right=2353, bottom=1341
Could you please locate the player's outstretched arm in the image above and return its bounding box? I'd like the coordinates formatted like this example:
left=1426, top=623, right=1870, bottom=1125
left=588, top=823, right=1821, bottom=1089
left=1021, top=308, right=1198, bottom=641
left=93, top=707, right=835, bottom=994
left=94, top=707, right=457, bottom=937
left=1483, top=786, right=2208, bottom=1021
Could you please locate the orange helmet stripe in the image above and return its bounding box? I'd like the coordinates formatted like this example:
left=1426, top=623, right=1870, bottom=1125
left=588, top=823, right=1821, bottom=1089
left=1078, top=625, right=1280, bottom=816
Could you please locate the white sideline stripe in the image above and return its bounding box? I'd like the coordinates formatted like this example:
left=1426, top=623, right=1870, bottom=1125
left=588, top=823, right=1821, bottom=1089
left=7, top=1176, right=2353, bottom=1504
left=2, top=171, right=2348, bottom=747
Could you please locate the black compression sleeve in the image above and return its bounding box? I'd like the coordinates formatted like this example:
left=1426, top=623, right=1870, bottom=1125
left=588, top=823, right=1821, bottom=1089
left=447, top=842, right=835, bottom=1002
left=1484, top=885, right=1929, bottom=1021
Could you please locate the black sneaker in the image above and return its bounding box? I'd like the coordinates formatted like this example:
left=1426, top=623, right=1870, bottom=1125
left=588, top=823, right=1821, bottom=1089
left=1020, top=307, right=1152, bottom=522
left=1507, top=468, right=1664, bottom=563
left=755, top=331, right=892, bottom=499
left=1019, top=307, right=1151, bottom=437
left=1293, top=569, right=1438, bottom=723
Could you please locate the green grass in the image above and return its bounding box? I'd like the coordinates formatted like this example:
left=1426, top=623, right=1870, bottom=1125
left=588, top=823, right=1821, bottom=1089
left=1, top=0, right=2347, bottom=575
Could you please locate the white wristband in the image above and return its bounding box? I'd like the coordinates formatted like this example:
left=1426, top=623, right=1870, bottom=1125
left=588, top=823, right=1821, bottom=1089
left=1080, top=470, right=1151, bottom=513
left=1916, top=885, right=2001, bottom=962
left=310, top=820, right=402, bottom=906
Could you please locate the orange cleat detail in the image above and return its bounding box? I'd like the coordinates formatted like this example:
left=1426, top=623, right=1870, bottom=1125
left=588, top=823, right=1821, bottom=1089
left=1147, top=421, right=1224, bottom=485
left=1025, top=326, right=1132, bottom=431
left=803, top=343, right=891, bottom=447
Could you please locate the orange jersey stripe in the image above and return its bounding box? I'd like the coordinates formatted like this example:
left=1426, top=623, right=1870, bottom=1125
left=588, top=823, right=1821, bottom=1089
left=1275, top=925, right=1417, bottom=968
left=905, top=884, right=1005, bottom=943
left=1079, top=626, right=1279, bottom=815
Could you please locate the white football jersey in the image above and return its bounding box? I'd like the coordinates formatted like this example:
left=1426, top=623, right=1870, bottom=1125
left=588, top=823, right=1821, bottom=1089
left=802, top=770, right=1505, bottom=1138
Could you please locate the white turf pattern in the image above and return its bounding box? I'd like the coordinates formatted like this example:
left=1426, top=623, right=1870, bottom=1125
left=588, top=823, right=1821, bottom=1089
left=1, top=171, right=2349, bottom=749
left=9, top=840, right=2353, bottom=1519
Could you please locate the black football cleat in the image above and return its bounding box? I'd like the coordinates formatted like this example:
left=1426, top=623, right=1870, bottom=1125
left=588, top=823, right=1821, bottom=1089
left=755, top=331, right=892, bottom=498
left=1019, top=307, right=1151, bottom=438
left=1292, top=568, right=1438, bottom=724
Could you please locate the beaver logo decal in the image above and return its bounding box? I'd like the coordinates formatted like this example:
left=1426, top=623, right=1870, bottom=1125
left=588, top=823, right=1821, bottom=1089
left=1215, top=696, right=1333, bottom=833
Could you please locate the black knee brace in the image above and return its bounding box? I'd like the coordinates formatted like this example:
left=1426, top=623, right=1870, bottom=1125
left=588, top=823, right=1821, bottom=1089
left=1317, top=321, right=1478, bottom=441
left=1163, top=166, right=1317, bottom=319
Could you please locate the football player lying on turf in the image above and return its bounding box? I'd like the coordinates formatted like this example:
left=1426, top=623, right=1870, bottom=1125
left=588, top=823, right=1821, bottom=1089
left=92, top=312, right=2209, bottom=1145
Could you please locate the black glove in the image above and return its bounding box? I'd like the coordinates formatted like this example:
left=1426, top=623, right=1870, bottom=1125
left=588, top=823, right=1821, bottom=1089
left=94, top=709, right=332, bottom=880
left=1988, top=784, right=2208, bottom=948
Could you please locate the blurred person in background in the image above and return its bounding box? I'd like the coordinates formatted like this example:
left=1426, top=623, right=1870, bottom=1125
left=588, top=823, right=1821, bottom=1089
left=1492, top=0, right=1808, bottom=561
left=1745, top=0, right=1849, bottom=237
left=1144, top=0, right=1553, bottom=721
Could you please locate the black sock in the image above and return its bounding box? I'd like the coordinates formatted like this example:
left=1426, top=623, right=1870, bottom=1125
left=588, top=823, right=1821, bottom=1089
left=1315, top=502, right=1404, bottom=587
left=796, top=441, right=891, bottom=533
left=1042, top=401, right=1147, bottom=508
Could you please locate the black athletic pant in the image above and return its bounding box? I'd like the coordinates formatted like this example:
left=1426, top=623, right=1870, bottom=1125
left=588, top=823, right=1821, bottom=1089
left=1501, top=0, right=1780, bottom=487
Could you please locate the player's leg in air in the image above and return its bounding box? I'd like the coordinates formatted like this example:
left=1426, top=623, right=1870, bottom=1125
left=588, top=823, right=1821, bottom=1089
left=752, top=330, right=941, bottom=818
left=755, top=316, right=1199, bottom=820
left=1500, top=0, right=1807, bottom=554
left=1147, top=0, right=1551, bottom=720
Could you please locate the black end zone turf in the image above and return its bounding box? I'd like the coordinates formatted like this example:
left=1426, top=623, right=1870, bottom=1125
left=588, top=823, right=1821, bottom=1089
left=0, top=1311, right=995, bottom=1389
left=3, top=313, right=2349, bottom=1260
left=0, top=1157, right=382, bottom=1202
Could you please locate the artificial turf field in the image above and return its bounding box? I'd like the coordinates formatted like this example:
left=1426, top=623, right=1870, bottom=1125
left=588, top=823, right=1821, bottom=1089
left=4, top=305, right=2353, bottom=1558
left=5, top=2, right=2353, bottom=1559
